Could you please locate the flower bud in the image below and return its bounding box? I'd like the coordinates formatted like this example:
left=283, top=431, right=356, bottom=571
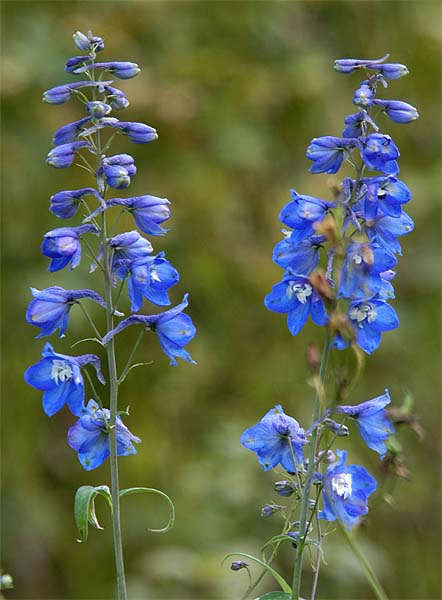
left=353, top=84, right=374, bottom=108
left=317, top=449, right=336, bottom=463
left=104, top=85, right=130, bottom=110
left=46, top=141, right=90, bottom=169
left=322, top=418, right=349, bottom=436
left=377, top=63, right=409, bottom=80
left=261, top=504, right=284, bottom=518
left=117, top=121, right=158, bottom=144
left=374, top=100, right=419, bottom=124
left=72, top=31, right=90, bottom=51
left=273, top=480, right=295, bottom=497
left=86, top=101, right=112, bottom=118
left=103, top=165, right=130, bottom=189
left=230, top=561, right=248, bottom=571
left=65, top=55, right=89, bottom=73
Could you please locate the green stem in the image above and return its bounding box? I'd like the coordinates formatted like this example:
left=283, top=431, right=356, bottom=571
left=76, top=301, right=102, bottom=341
left=339, top=525, right=388, bottom=600
left=118, top=329, right=145, bottom=384
left=291, top=329, right=331, bottom=599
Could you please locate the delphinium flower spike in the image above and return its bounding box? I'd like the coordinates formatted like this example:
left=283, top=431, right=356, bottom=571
left=230, top=54, right=418, bottom=600
left=25, top=30, right=196, bottom=599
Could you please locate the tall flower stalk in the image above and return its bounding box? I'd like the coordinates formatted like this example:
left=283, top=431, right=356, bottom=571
left=227, top=54, right=418, bottom=600
left=25, top=30, right=196, bottom=599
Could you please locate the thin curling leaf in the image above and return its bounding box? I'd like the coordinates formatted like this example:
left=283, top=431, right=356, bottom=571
left=222, top=553, right=292, bottom=593
left=119, top=487, right=175, bottom=533
left=74, top=485, right=112, bottom=542
left=256, top=593, right=293, bottom=600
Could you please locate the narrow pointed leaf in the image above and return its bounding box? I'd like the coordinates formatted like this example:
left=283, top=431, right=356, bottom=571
left=74, top=485, right=112, bottom=542
left=119, top=487, right=175, bottom=533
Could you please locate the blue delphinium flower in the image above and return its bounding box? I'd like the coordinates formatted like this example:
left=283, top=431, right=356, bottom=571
left=102, top=295, right=196, bottom=365
left=338, top=242, right=397, bottom=300
left=272, top=232, right=324, bottom=275
left=117, top=121, right=158, bottom=144
left=360, top=133, right=400, bottom=175
left=103, top=84, right=130, bottom=110
left=306, top=136, right=357, bottom=174
left=335, top=390, right=394, bottom=457
left=319, top=450, right=377, bottom=530
left=86, top=101, right=112, bottom=118
left=279, top=190, right=335, bottom=240
left=359, top=176, right=411, bottom=219
left=372, top=99, right=419, bottom=124
left=26, top=286, right=115, bottom=338
left=265, top=271, right=328, bottom=336
left=24, top=342, right=105, bottom=416
left=68, top=400, right=141, bottom=470
left=241, top=405, right=308, bottom=472
left=335, top=298, right=399, bottom=354
left=46, top=141, right=91, bottom=168
left=50, top=188, right=104, bottom=219
left=52, top=117, right=92, bottom=146
left=361, top=208, right=414, bottom=256
left=41, top=224, right=98, bottom=271
left=109, top=231, right=153, bottom=275
left=118, top=253, right=179, bottom=311
left=100, top=154, right=136, bottom=189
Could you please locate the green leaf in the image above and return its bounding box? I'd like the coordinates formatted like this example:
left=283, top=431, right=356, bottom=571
left=74, top=485, right=112, bottom=543
left=222, top=553, right=291, bottom=593
left=255, top=593, right=291, bottom=600
left=70, top=337, right=104, bottom=348
left=119, top=487, right=175, bottom=533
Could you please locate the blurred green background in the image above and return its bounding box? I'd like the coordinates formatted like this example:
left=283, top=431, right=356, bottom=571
left=1, top=1, right=441, bottom=599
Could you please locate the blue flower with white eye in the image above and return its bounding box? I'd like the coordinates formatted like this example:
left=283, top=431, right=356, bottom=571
left=338, top=242, right=397, bottom=300
left=363, top=208, right=414, bottom=256
left=102, top=295, right=196, bottom=366
left=26, top=286, right=116, bottom=338
left=24, top=343, right=105, bottom=416
left=353, top=84, right=374, bottom=108
left=335, top=390, right=394, bottom=458
left=241, top=405, right=307, bottom=472
left=359, top=176, right=411, bottom=219
left=68, top=400, right=141, bottom=471
left=334, top=298, right=399, bottom=354
left=41, top=224, right=98, bottom=272
left=319, top=450, right=377, bottom=530
left=117, top=253, right=179, bottom=312
left=306, top=136, right=358, bottom=174
left=264, top=271, right=328, bottom=336
left=108, top=231, right=153, bottom=276
left=360, top=134, right=400, bottom=175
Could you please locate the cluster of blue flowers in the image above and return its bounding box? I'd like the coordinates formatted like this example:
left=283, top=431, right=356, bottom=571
left=241, top=55, right=417, bottom=545
left=25, top=30, right=196, bottom=471
left=265, top=54, right=417, bottom=355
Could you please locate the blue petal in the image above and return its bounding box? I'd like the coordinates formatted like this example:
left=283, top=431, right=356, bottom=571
left=287, top=302, right=310, bottom=336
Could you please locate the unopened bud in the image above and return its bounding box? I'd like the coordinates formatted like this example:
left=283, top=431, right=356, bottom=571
left=322, top=418, right=349, bottom=436
left=231, top=561, right=248, bottom=571
left=261, top=504, right=284, bottom=518
left=273, top=480, right=295, bottom=497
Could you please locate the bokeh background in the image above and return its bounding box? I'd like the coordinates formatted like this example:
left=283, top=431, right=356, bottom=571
left=1, top=1, right=441, bottom=599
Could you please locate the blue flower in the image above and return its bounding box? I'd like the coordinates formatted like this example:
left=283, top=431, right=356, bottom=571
left=364, top=209, right=414, bottom=256
left=52, top=117, right=92, bottom=146
left=24, top=343, right=105, bottom=416
left=26, top=286, right=113, bottom=338
left=101, top=154, right=136, bottom=189
left=360, top=134, right=400, bottom=175
left=319, top=450, right=377, bottom=530
left=279, top=190, right=335, bottom=238
left=72, top=31, right=104, bottom=52
left=334, top=299, right=399, bottom=354
left=306, top=136, right=357, bottom=174
left=72, top=61, right=140, bottom=79
left=333, top=55, right=389, bottom=74
left=50, top=188, right=104, bottom=219
left=117, top=121, right=158, bottom=144
left=42, top=81, right=112, bottom=105
left=120, top=253, right=179, bottom=311
left=353, top=84, right=374, bottom=108
left=359, top=176, right=411, bottom=219
left=342, top=111, right=378, bottom=139
left=241, top=405, right=307, bottom=472
left=103, top=85, right=130, bottom=110
left=338, top=242, right=397, bottom=300
left=65, top=55, right=89, bottom=73
left=265, top=271, right=328, bottom=336
left=273, top=232, right=324, bottom=275
left=335, top=390, right=394, bottom=457
left=86, top=101, right=112, bottom=118
left=41, top=224, right=98, bottom=272
left=86, top=195, right=171, bottom=235
left=109, top=231, right=153, bottom=274
left=46, top=141, right=91, bottom=168
left=373, top=99, right=419, bottom=124
left=102, top=295, right=196, bottom=366
left=68, top=400, right=141, bottom=471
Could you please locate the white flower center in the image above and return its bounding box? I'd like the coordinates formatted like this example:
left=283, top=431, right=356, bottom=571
left=289, top=283, right=313, bottom=304
left=349, top=303, right=377, bottom=327
left=150, top=267, right=161, bottom=283
left=51, top=359, right=73, bottom=384
left=331, top=473, right=352, bottom=499
left=352, top=253, right=363, bottom=265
